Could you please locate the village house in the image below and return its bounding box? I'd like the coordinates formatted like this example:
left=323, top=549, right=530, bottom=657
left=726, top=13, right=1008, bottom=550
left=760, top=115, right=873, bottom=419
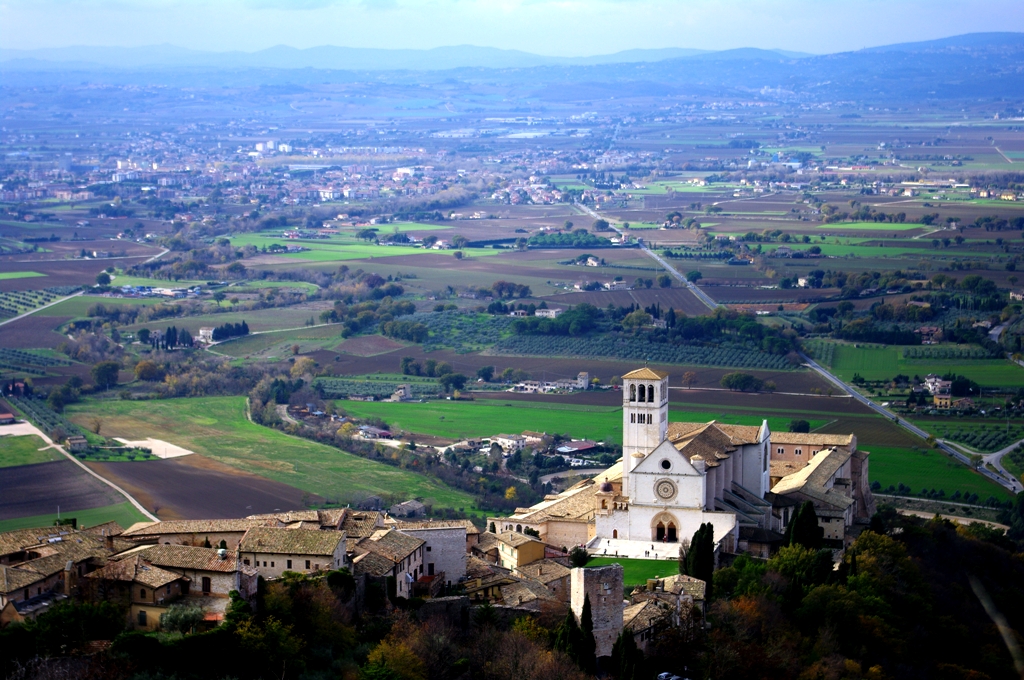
left=120, top=518, right=275, bottom=549
left=84, top=554, right=189, bottom=631
left=386, top=520, right=469, bottom=585
left=513, top=558, right=572, bottom=602
left=107, top=544, right=257, bottom=623
left=65, top=435, right=88, bottom=453
left=493, top=434, right=526, bottom=452
left=389, top=499, right=426, bottom=518
left=494, top=531, right=546, bottom=570
left=238, top=527, right=347, bottom=577
left=351, top=529, right=425, bottom=597
left=535, top=307, right=563, bottom=318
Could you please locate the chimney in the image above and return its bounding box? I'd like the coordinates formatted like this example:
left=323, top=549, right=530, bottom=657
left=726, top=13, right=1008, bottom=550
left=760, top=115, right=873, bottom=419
left=218, top=549, right=227, bottom=560
left=104, top=534, right=114, bottom=551
left=63, top=560, right=75, bottom=596
left=690, top=455, right=706, bottom=474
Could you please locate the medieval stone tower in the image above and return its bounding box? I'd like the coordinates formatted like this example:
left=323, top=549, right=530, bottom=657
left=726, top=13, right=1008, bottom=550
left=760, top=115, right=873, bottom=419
left=621, top=367, right=669, bottom=497
left=571, top=564, right=625, bottom=659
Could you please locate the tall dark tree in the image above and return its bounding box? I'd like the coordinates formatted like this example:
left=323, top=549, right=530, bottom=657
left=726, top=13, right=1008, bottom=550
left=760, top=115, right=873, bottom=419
left=785, top=501, right=824, bottom=550
left=579, top=594, right=597, bottom=673
left=610, top=629, right=643, bottom=680
left=553, top=608, right=583, bottom=667
left=685, top=522, right=715, bottom=595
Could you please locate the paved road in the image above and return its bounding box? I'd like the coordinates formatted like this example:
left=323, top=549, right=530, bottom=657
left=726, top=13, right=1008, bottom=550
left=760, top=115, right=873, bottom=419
left=979, top=439, right=1024, bottom=493
left=575, top=203, right=719, bottom=311
left=800, top=352, right=1021, bottom=494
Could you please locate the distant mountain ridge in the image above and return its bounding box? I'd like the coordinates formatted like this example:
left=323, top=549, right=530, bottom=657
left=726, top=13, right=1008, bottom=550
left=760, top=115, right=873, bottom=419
left=0, top=43, right=812, bottom=71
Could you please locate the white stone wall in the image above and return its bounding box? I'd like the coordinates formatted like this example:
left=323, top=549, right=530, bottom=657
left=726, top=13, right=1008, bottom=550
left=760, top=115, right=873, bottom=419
left=399, top=527, right=466, bottom=585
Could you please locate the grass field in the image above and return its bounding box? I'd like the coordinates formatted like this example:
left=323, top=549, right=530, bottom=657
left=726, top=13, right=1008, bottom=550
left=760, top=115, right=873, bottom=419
left=35, top=295, right=160, bottom=317
left=230, top=233, right=499, bottom=263
left=818, top=222, right=924, bottom=231
left=823, top=343, right=1024, bottom=387
left=587, top=557, right=678, bottom=587
left=337, top=400, right=825, bottom=443
left=0, top=271, right=46, bottom=281
left=0, top=501, right=150, bottom=533
left=213, top=324, right=345, bottom=358
left=123, top=308, right=325, bottom=335
left=866, top=445, right=1012, bottom=500
left=0, top=434, right=60, bottom=468
left=65, top=397, right=478, bottom=511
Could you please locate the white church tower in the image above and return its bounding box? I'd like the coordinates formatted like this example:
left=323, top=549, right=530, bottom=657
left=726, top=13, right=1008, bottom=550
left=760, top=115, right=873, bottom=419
left=621, top=367, right=669, bottom=497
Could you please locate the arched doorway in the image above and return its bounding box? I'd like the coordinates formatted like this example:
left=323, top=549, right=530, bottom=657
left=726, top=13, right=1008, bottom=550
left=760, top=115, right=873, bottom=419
left=652, top=514, right=679, bottom=542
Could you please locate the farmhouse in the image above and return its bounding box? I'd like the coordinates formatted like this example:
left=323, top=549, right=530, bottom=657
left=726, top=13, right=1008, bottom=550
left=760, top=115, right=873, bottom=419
left=238, top=527, right=346, bottom=577
left=389, top=499, right=426, bottom=518
left=65, top=435, right=88, bottom=452
left=0, top=413, right=15, bottom=425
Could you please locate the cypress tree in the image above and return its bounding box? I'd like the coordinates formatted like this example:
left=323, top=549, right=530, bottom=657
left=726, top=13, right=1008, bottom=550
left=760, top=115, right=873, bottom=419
left=611, top=629, right=643, bottom=680
left=788, top=501, right=824, bottom=550
left=553, top=608, right=582, bottom=666
left=579, top=594, right=597, bottom=673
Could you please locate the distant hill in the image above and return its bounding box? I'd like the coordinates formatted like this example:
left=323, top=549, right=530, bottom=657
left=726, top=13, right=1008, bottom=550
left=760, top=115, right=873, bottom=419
left=0, top=43, right=805, bottom=71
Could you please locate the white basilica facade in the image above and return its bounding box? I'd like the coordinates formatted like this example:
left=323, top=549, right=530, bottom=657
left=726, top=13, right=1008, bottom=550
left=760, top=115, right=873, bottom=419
left=493, top=367, right=773, bottom=557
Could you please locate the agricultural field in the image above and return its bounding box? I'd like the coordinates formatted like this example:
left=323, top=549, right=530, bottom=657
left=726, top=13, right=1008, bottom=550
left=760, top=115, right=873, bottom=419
left=0, top=501, right=150, bottom=534
left=0, top=287, right=76, bottom=320
left=0, top=459, right=128, bottom=521
left=0, top=434, right=61, bottom=468
left=65, top=396, right=479, bottom=512
left=0, top=271, right=46, bottom=281
left=212, top=323, right=346, bottom=358
left=230, top=232, right=501, bottom=264
left=866, top=445, right=1012, bottom=501
left=810, top=341, right=1024, bottom=387
left=337, top=399, right=827, bottom=442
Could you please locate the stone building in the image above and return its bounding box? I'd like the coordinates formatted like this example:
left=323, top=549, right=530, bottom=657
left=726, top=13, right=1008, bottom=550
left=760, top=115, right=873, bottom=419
left=571, top=564, right=624, bottom=659
left=238, top=527, right=347, bottom=577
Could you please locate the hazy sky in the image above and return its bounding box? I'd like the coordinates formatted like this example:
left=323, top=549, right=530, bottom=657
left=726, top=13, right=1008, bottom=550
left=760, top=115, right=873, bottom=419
left=2, top=0, right=1023, bottom=55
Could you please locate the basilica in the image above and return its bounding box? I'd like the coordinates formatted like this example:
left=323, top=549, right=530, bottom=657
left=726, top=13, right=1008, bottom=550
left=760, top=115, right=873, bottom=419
left=492, top=367, right=873, bottom=559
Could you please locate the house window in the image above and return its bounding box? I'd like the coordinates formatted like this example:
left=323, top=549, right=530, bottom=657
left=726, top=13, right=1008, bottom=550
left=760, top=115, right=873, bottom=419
left=795, top=449, right=802, bottom=456
left=287, top=560, right=292, bottom=569
left=138, top=610, right=147, bottom=626
left=777, top=447, right=784, bottom=454
left=243, top=559, right=250, bottom=565
left=426, top=546, right=431, bottom=552
left=270, top=562, right=275, bottom=568
left=140, top=588, right=146, bottom=599
left=166, top=585, right=171, bottom=596
left=202, top=577, right=211, bottom=594
left=305, top=560, right=311, bottom=569
left=428, top=563, right=435, bottom=576
left=263, top=561, right=267, bottom=567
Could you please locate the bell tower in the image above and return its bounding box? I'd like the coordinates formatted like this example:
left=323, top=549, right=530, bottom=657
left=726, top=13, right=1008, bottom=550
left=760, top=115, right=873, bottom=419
left=621, top=367, right=669, bottom=497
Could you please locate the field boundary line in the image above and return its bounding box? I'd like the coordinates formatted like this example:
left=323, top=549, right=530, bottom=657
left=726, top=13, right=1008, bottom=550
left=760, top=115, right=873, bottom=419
left=6, top=417, right=158, bottom=522
left=0, top=290, right=84, bottom=329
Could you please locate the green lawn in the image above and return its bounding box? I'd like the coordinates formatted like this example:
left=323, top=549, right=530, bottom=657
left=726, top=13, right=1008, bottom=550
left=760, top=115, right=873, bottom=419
left=825, top=343, right=1024, bottom=387
left=337, top=400, right=824, bottom=443
left=588, top=557, right=678, bottom=587
left=65, top=397, right=478, bottom=511
left=0, top=271, right=46, bottom=281
left=0, top=501, right=150, bottom=533
left=867, top=445, right=1011, bottom=501
left=0, top=434, right=60, bottom=468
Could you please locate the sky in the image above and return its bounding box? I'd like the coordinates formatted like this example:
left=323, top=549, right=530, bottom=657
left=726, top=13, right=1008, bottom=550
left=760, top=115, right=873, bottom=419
left=1, top=0, right=1023, bottom=56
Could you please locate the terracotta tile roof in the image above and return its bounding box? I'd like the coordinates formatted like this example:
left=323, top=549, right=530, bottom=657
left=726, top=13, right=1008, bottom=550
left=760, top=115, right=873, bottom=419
left=357, top=529, right=424, bottom=562
left=770, top=460, right=805, bottom=478
left=505, top=483, right=597, bottom=524
left=86, top=554, right=184, bottom=589
left=0, top=565, right=48, bottom=592
left=499, top=578, right=557, bottom=606
left=116, top=544, right=241, bottom=573
left=342, top=511, right=383, bottom=538
left=661, top=573, right=707, bottom=600
left=474, top=532, right=501, bottom=553
left=514, top=559, right=570, bottom=584
left=770, top=447, right=854, bottom=511
left=352, top=551, right=398, bottom=577
left=81, top=521, right=124, bottom=537
left=392, top=519, right=478, bottom=534
left=122, top=519, right=272, bottom=538
left=496, top=531, right=544, bottom=549
left=467, top=555, right=507, bottom=579
left=622, top=367, right=669, bottom=380
left=239, top=527, right=344, bottom=556
left=624, top=599, right=671, bottom=632
left=770, top=432, right=854, bottom=447
left=0, top=526, right=77, bottom=557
